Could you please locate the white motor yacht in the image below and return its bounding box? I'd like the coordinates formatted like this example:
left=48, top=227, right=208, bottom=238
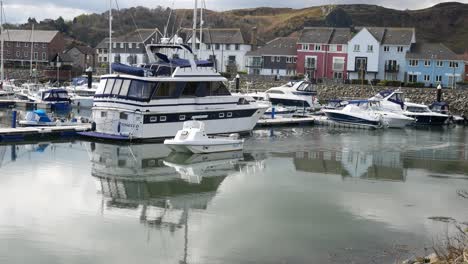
left=322, top=101, right=383, bottom=128
left=80, top=43, right=268, bottom=141
left=371, top=90, right=449, bottom=126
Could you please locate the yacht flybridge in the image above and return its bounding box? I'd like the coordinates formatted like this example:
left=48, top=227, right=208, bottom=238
left=81, top=43, right=268, bottom=141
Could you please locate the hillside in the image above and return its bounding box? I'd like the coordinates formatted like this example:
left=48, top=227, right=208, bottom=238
left=6, top=2, right=468, bottom=53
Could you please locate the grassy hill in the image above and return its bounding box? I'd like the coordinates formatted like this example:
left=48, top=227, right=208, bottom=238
left=7, top=2, right=468, bottom=53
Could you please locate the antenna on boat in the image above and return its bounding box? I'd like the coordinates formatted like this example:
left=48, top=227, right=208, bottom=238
left=164, top=0, right=175, bottom=38
left=191, top=0, right=198, bottom=57
left=108, top=0, right=112, bottom=74
left=0, top=0, right=4, bottom=84
left=198, top=0, right=204, bottom=59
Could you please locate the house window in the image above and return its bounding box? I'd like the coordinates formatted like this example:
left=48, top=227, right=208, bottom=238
left=23, top=51, right=28, bottom=58
left=235, top=44, right=240, bottom=50
left=215, top=44, right=220, bottom=50
left=353, top=44, right=360, bottom=52
left=271, top=69, right=274, bottom=74
left=42, top=52, right=47, bottom=60
left=329, top=45, right=337, bottom=52
left=271, top=56, right=275, bottom=62
left=449, top=61, right=459, bottom=68
left=436, top=60, right=444, bottom=67
left=315, top=45, right=321, bottom=51
left=435, top=75, right=442, bottom=82
left=33, top=52, right=38, bottom=60
left=16, top=51, right=20, bottom=58
left=228, top=55, right=236, bottom=64
left=286, top=57, right=295, bottom=63
left=408, top=74, right=418, bottom=83
left=101, top=111, right=107, bottom=118
left=305, top=56, right=316, bottom=69
left=128, top=43, right=132, bottom=48
left=367, top=45, right=373, bottom=53
left=332, top=57, right=345, bottom=71
left=333, top=72, right=343, bottom=79
left=42, top=43, right=46, bottom=48
left=195, top=43, right=200, bottom=50
left=276, top=56, right=280, bottom=62
left=302, top=44, right=309, bottom=50
left=409, top=60, right=418, bottom=67
left=34, top=43, right=38, bottom=48
left=113, top=43, right=117, bottom=48
left=424, top=60, right=431, bottom=67
left=424, top=75, right=430, bottom=82
left=16, top=42, right=20, bottom=47
left=25, top=43, right=29, bottom=47
left=226, top=44, right=230, bottom=50
left=120, top=43, right=124, bottom=48
left=384, top=46, right=390, bottom=52
left=397, top=46, right=404, bottom=52
left=206, top=44, right=211, bottom=50
left=293, top=57, right=297, bottom=63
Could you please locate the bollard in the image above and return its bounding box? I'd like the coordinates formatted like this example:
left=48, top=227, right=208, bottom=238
left=86, top=67, right=93, bottom=89
left=436, top=84, right=442, bottom=102
left=11, top=110, right=17, bottom=128
left=235, top=74, right=240, bottom=93
left=271, top=106, right=275, bottom=119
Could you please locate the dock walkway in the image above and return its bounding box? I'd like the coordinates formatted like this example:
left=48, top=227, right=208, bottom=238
left=0, top=124, right=92, bottom=143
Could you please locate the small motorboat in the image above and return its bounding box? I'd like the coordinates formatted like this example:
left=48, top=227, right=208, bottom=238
left=18, top=109, right=82, bottom=127
left=164, top=121, right=244, bottom=154
left=322, top=101, right=383, bottom=128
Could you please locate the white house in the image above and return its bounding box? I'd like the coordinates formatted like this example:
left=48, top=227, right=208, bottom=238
left=376, top=28, right=415, bottom=81
left=347, top=27, right=415, bottom=82
left=347, top=28, right=380, bottom=81
left=185, top=28, right=251, bottom=73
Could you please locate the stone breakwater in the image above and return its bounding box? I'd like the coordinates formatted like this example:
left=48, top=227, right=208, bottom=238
left=241, top=79, right=468, bottom=117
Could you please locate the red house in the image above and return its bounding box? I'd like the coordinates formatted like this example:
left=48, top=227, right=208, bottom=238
left=296, top=27, right=351, bottom=80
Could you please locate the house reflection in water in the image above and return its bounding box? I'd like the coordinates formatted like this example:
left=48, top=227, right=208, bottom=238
left=281, top=150, right=407, bottom=182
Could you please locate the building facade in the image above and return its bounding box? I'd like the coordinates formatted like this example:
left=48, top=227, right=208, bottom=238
left=245, top=37, right=297, bottom=76
left=347, top=28, right=381, bottom=81
left=406, top=43, right=465, bottom=88
left=296, top=27, right=350, bottom=80
left=64, top=45, right=96, bottom=70
left=95, top=29, right=160, bottom=66
left=186, top=28, right=251, bottom=73
left=0, top=29, right=65, bottom=66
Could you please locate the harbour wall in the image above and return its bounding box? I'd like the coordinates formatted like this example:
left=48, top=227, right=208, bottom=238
left=243, top=80, right=468, bottom=116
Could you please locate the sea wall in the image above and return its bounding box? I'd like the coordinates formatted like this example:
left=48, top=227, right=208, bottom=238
left=240, top=79, right=468, bottom=116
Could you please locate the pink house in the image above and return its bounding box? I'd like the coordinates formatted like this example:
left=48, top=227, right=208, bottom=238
left=296, top=27, right=351, bottom=80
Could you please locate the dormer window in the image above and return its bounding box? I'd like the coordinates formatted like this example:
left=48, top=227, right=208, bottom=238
left=315, top=45, right=321, bottom=51
left=367, top=45, right=373, bottom=53
left=397, top=46, right=404, bottom=52
left=353, top=45, right=360, bottom=52
left=384, top=46, right=390, bottom=52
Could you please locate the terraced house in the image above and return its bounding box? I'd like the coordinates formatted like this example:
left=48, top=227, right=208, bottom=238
left=406, top=43, right=465, bottom=88
left=296, top=27, right=350, bottom=80
left=0, top=29, right=65, bottom=66
left=95, top=29, right=160, bottom=66
left=185, top=28, right=251, bottom=73
left=245, top=37, right=297, bottom=77
left=347, top=27, right=415, bottom=82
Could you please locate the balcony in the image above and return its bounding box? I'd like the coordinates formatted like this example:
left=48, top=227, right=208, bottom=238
left=385, top=64, right=400, bottom=72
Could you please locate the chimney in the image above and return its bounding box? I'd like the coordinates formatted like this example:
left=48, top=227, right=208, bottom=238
left=251, top=27, right=258, bottom=48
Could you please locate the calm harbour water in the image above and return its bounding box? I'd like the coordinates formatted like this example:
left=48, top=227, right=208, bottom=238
left=1, top=122, right=468, bottom=263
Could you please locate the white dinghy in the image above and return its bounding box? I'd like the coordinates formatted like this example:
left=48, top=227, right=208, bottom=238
left=164, top=121, right=244, bottom=154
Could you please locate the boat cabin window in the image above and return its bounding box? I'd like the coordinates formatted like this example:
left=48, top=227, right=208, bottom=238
left=266, top=90, right=285, bottom=94
left=127, top=80, right=155, bottom=100
left=103, top=79, right=115, bottom=94
left=96, top=79, right=107, bottom=94
left=181, top=82, right=199, bottom=97
left=111, top=79, right=123, bottom=95
left=119, top=80, right=131, bottom=96
left=209, top=82, right=231, bottom=96
left=153, top=82, right=181, bottom=98
left=407, top=106, right=429, bottom=113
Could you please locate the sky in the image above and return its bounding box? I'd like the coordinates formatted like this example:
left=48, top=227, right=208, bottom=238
left=3, top=0, right=468, bottom=24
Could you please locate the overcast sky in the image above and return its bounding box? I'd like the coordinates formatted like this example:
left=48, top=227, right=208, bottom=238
left=4, top=0, right=468, bottom=24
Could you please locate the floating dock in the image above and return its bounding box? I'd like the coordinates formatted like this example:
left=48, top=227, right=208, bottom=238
left=0, top=124, right=92, bottom=143
left=256, top=116, right=377, bottom=130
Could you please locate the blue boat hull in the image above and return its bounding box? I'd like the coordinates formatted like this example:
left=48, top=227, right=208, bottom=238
left=406, top=114, right=449, bottom=126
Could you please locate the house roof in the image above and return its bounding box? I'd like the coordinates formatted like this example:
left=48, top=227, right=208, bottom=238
left=185, top=28, right=246, bottom=44
left=356, top=27, right=415, bottom=45
left=95, top=38, right=109, bottom=49
left=67, top=45, right=96, bottom=55
left=406, top=43, right=460, bottom=60
left=246, top=37, right=298, bottom=56
left=1, top=29, right=59, bottom=43
left=298, top=27, right=350, bottom=44
left=458, top=52, right=468, bottom=62
left=52, top=53, right=74, bottom=63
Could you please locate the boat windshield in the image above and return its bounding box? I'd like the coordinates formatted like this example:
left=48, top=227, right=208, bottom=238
left=407, top=106, right=430, bottom=113
left=296, top=82, right=314, bottom=92
left=389, top=92, right=404, bottom=103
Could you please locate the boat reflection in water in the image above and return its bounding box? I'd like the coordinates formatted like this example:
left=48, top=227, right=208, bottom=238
left=90, top=142, right=263, bottom=226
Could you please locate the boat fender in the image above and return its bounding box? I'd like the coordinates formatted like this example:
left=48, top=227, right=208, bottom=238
left=91, top=122, right=96, bottom=131
left=117, top=122, right=121, bottom=133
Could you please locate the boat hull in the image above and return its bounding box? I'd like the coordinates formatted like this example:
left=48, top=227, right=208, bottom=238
left=405, top=114, right=449, bottom=126
left=323, top=111, right=381, bottom=127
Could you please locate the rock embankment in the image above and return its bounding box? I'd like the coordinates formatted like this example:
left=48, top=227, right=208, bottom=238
left=240, top=79, right=468, bottom=117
